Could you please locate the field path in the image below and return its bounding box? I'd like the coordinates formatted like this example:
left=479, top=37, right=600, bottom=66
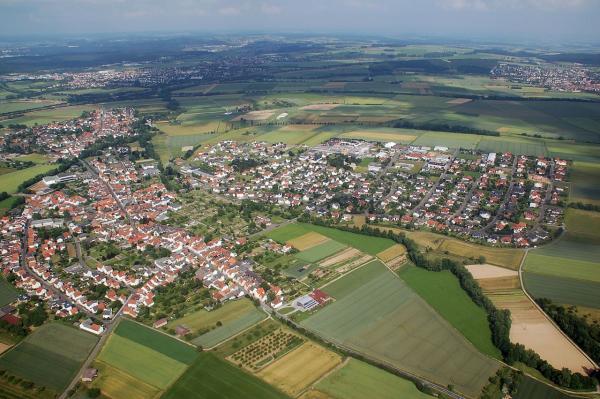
left=518, top=249, right=599, bottom=371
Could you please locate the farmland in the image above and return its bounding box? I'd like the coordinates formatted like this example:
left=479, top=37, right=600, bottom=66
left=0, top=323, right=97, bottom=392
left=0, top=163, right=56, bottom=194
left=163, top=352, right=289, bottom=399
left=0, top=277, right=17, bottom=307
left=399, top=266, right=501, bottom=358
left=523, top=272, right=600, bottom=309
left=301, top=260, right=500, bottom=398
left=310, top=358, right=434, bottom=399
left=267, top=223, right=395, bottom=256
left=228, top=328, right=304, bottom=371
left=295, top=240, right=347, bottom=263
left=257, top=342, right=342, bottom=397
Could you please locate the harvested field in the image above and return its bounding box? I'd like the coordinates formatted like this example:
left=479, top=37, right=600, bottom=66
left=376, top=244, right=407, bottom=263
left=233, top=110, right=275, bottom=121
left=257, top=342, right=342, bottom=397
left=287, top=232, right=330, bottom=251
left=465, top=264, right=518, bottom=279
left=447, top=98, right=473, bottom=105
left=319, top=248, right=361, bottom=268
left=301, top=103, right=340, bottom=111
left=92, top=361, right=161, bottom=399
left=437, top=239, right=525, bottom=270
left=477, top=276, right=521, bottom=291
left=487, top=290, right=595, bottom=374
left=335, top=254, right=374, bottom=274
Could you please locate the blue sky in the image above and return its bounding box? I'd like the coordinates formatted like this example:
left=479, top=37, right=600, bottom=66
left=0, top=0, right=599, bottom=43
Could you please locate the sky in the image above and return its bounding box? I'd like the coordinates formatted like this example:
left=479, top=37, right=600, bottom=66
left=0, top=0, right=599, bottom=43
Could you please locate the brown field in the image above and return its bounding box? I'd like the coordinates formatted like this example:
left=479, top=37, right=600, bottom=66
left=301, top=103, right=340, bottom=111
left=257, top=342, right=343, bottom=397
left=92, top=361, right=161, bottom=399
left=465, top=264, right=518, bottom=279
left=299, top=391, right=334, bottom=399
left=376, top=244, right=407, bottom=263
left=280, top=124, right=317, bottom=132
left=0, top=343, right=11, bottom=354
left=233, top=110, right=275, bottom=121
left=447, top=98, right=473, bottom=105
left=335, top=254, right=373, bottom=274
left=436, top=239, right=525, bottom=270
left=477, top=276, right=520, bottom=291
left=323, top=82, right=347, bottom=89
left=352, top=215, right=366, bottom=228
left=319, top=248, right=361, bottom=268
left=287, top=232, right=330, bottom=251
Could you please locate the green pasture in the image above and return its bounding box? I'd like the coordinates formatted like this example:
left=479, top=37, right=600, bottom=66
left=0, top=323, right=97, bottom=391
left=301, top=261, right=499, bottom=398
left=0, top=278, right=17, bottom=307
left=163, top=352, right=289, bottom=399
left=0, top=164, right=56, bottom=194
left=399, top=266, right=501, bottom=359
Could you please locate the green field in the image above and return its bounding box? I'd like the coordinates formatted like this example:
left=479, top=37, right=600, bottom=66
left=523, top=272, right=600, bottom=309
left=313, top=358, right=433, bottom=399
left=301, top=261, right=499, bottom=397
left=0, top=164, right=56, bottom=194
left=524, top=253, right=600, bottom=283
left=96, top=334, right=189, bottom=389
left=321, top=260, right=386, bottom=299
left=13, top=153, right=50, bottom=164
left=476, top=137, right=548, bottom=156
left=295, top=240, right=347, bottom=262
left=569, top=162, right=600, bottom=205
left=0, top=105, right=93, bottom=126
left=192, top=311, right=266, bottom=348
left=163, top=352, right=289, bottom=399
left=0, top=278, right=17, bottom=307
left=410, top=131, right=481, bottom=149
left=0, top=323, right=97, bottom=391
left=399, top=267, right=501, bottom=359
left=114, top=319, right=197, bottom=364
left=267, top=223, right=395, bottom=256
left=0, top=99, right=61, bottom=114
left=513, top=375, right=578, bottom=399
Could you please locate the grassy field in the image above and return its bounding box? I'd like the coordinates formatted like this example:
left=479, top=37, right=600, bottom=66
left=568, top=162, right=600, bottom=205
left=0, top=105, right=93, bottom=126
left=411, top=131, right=481, bottom=149
left=311, top=358, right=433, bottom=399
left=513, top=375, right=578, bottom=399
left=163, top=352, right=289, bottom=399
left=96, top=334, right=188, bottom=389
left=524, top=253, right=600, bottom=283
left=0, top=164, right=56, bottom=194
left=257, top=342, right=342, bottom=397
left=0, top=99, right=62, bottom=114
left=191, top=309, right=267, bottom=348
left=13, top=153, right=50, bottom=164
left=295, top=240, right=347, bottom=263
left=476, top=137, right=548, bottom=156
left=302, top=261, right=499, bottom=397
left=114, top=319, right=197, bottom=364
left=267, top=223, right=395, bottom=256
left=399, top=266, right=501, bottom=359
left=0, top=278, right=17, bottom=307
left=0, top=323, right=97, bottom=391
left=92, top=361, right=161, bottom=399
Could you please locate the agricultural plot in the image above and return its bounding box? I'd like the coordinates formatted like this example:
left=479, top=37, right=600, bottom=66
left=466, top=264, right=520, bottom=292
left=523, top=272, right=600, bottom=309
left=410, top=131, right=481, bottom=149
left=287, top=232, right=329, bottom=251
left=163, top=352, right=289, bottom=399
left=192, top=310, right=267, bottom=348
left=0, top=278, right=17, bottom=307
left=338, top=128, right=418, bottom=144
left=376, top=244, right=407, bottom=263
left=267, top=223, right=395, bottom=256
left=513, top=375, right=578, bottom=399
left=399, top=267, right=501, bottom=358
left=302, top=260, right=500, bottom=398
left=257, top=342, right=343, bottom=397
left=0, top=323, right=97, bottom=391
left=0, top=99, right=61, bottom=114
left=436, top=238, right=525, bottom=270
left=91, top=362, right=160, bottom=399
left=295, top=240, right=347, bottom=263
left=310, top=358, right=433, bottom=399
left=476, top=137, right=548, bottom=156
left=229, top=328, right=304, bottom=371
left=0, top=105, right=93, bottom=126
left=0, top=164, right=56, bottom=194
left=319, top=248, right=362, bottom=268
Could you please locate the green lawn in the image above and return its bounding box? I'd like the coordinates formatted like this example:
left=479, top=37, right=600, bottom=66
left=314, top=358, right=433, bottom=399
left=0, top=323, right=97, bottom=391
left=295, top=240, right=347, bottom=263
left=267, top=223, right=395, bottom=256
left=163, top=352, right=290, bottom=399
left=114, top=319, right=197, bottom=364
left=0, top=164, right=56, bottom=194
left=0, top=278, right=17, bottom=307
left=399, top=266, right=501, bottom=359
left=301, top=261, right=499, bottom=398
left=96, top=334, right=188, bottom=389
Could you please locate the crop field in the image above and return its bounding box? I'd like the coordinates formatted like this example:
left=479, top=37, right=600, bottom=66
left=476, top=137, right=548, bottom=156
left=319, top=248, right=362, bottom=268
left=410, top=131, right=481, bottom=149
left=486, top=289, right=594, bottom=374
left=302, top=260, right=499, bottom=397
left=399, top=267, right=500, bottom=358
left=0, top=105, right=93, bottom=126
left=166, top=298, right=265, bottom=347
left=287, top=232, right=329, bottom=250
left=257, top=342, right=343, bottom=397
left=115, top=319, right=198, bottom=364
left=92, top=361, right=161, bottom=399
left=0, top=323, right=97, bottom=391
left=295, top=240, right=347, bottom=263
left=513, top=375, right=577, bottom=399
left=524, top=253, right=600, bottom=283
left=267, top=223, right=395, bottom=256
left=310, top=358, right=433, bottom=399
left=0, top=278, right=17, bottom=306
left=437, top=238, right=525, bottom=269
left=523, top=272, right=600, bottom=309
left=192, top=309, right=267, bottom=348
left=564, top=208, right=600, bottom=240
left=163, top=353, right=289, bottom=399
left=0, top=99, right=61, bottom=114
left=376, top=244, right=407, bottom=263
left=569, top=162, right=600, bottom=205
left=338, top=128, right=419, bottom=143
left=0, top=163, right=56, bottom=194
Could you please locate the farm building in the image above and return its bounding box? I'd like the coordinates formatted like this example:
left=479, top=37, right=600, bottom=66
left=82, top=368, right=98, bottom=382
left=154, top=318, right=168, bottom=328
left=294, top=295, right=319, bottom=311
